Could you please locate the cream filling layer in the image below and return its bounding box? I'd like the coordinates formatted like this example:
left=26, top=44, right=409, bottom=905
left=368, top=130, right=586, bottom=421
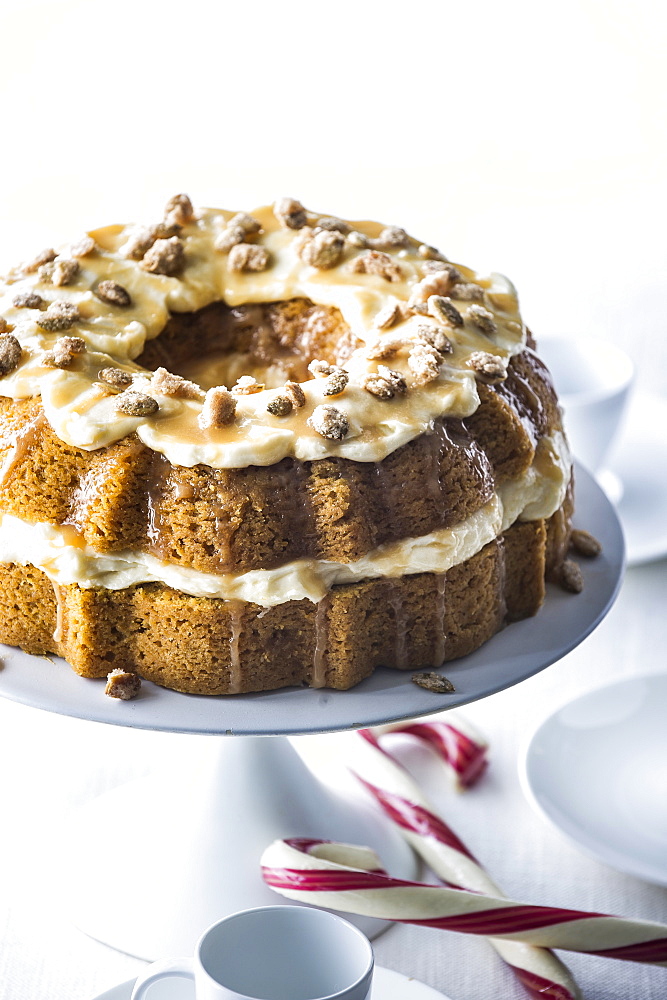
left=0, top=433, right=570, bottom=608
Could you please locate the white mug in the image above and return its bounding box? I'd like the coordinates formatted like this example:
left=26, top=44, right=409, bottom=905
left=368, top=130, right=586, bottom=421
left=130, top=905, right=374, bottom=1000
left=538, top=335, right=634, bottom=473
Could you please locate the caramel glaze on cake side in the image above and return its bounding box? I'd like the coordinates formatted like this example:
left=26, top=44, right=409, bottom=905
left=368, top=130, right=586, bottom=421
left=0, top=195, right=576, bottom=695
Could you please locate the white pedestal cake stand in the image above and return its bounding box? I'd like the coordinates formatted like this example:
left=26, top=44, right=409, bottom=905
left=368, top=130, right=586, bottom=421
left=0, top=466, right=624, bottom=960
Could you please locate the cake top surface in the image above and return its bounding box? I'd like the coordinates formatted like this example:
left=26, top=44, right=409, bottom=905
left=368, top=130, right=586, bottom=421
left=0, top=195, right=526, bottom=469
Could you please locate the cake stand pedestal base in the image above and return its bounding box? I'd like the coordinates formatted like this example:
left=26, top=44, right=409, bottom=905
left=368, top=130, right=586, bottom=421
left=67, top=734, right=417, bottom=960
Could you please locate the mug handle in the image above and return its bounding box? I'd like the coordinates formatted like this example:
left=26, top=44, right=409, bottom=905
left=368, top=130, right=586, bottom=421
left=130, top=956, right=194, bottom=998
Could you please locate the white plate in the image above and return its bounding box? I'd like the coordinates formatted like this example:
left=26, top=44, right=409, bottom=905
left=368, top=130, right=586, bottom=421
left=603, top=391, right=667, bottom=566
left=0, top=465, right=623, bottom=736
left=91, top=966, right=454, bottom=1000
left=520, top=673, right=667, bottom=885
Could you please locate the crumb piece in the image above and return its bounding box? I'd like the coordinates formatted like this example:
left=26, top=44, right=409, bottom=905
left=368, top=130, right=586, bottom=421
left=373, top=301, right=402, bottom=330
left=105, top=668, right=141, bottom=700
left=164, top=193, right=194, bottom=227
left=42, top=336, right=86, bottom=369
left=151, top=366, right=203, bottom=400
left=124, top=225, right=161, bottom=260
left=365, top=336, right=405, bottom=361
left=421, top=260, right=451, bottom=274
left=12, top=291, right=43, bottom=309
left=95, top=279, right=132, bottom=307
left=372, top=226, right=410, bottom=249
left=452, top=282, right=485, bottom=302
left=322, top=370, right=349, bottom=396
left=232, top=375, right=264, bottom=394
left=467, top=303, right=497, bottom=335
left=316, top=216, right=350, bottom=234
left=467, top=350, right=507, bottom=383
left=411, top=672, right=455, bottom=694
left=0, top=318, right=10, bottom=334
left=23, top=248, right=57, bottom=273
left=308, top=404, right=349, bottom=440
left=408, top=343, right=442, bottom=385
left=199, top=386, right=236, bottom=428
left=37, top=261, right=56, bottom=282
left=418, top=244, right=447, bottom=261
left=350, top=250, right=402, bottom=282
left=228, top=212, right=262, bottom=235
left=98, top=367, right=133, bottom=388
left=114, top=391, right=159, bottom=416
left=36, top=300, right=80, bottom=331
left=266, top=394, right=293, bottom=416
left=0, top=334, right=22, bottom=375
left=377, top=365, right=407, bottom=394
left=50, top=258, right=80, bottom=287
left=428, top=295, right=463, bottom=327
left=70, top=235, right=97, bottom=258
left=298, top=229, right=345, bottom=269
left=274, top=197, right=308, bottom=229
left=560, top=559, right=584, bottom=593
left=408, top=268, right=460, bottom=309
left=415, top=324, right=452, bottom=355
left=141, top=237, right=185, bottom=277
left=346, top=231, right=370, bottom=248
left=308, top=359, right=335, bottom=378
left=570, top=529, right=602, bottom=558
left=214, top=226, right=245, bottom=253
left=284, top=380, right=306, bottom=408
left=228, top=242, right=269, bottom=272
left=361, top=373, right=395, bottom=399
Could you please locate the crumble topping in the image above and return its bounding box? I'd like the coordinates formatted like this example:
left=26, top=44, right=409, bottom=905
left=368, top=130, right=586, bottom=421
left=274, top=197, right=308, bottom=230
left=321, top=370, right=349, bottom=396
left=428, top=295, right=463, bottom=327
left=13, top=291, right=43, bottom=309
left=350, top=250, right=403, bottom=282
left=36, top=300, right=80, bottom=331
left=95, top=279, right=132, bottom=307
left=560, top=559, right=584, bottom=593
left=411, top=672, right=455, bottom=693
left=141, top=236, right=185, bottom=277
left=266, top=394, right=293, bottom=416
left=164, top=193, right=194, bottom=227
left=296, top=228, right=345, bottom=270
left=114, top=391, right=160, bottom=416
left=70, top=235, right=97, bottom=258
left=467, top=351, right=508, bottom=383
left=151, top=367, right=203, bottom=400
left=308, top=404, right=349, bottom=440
left=199, top=386, right=237, bottom=428
left=228, top=242, right=269, bottom=272
left=284, top=381, right=306, bottom=408
left=467, top=303, right=497, bottom=335
left=98, top=367, right=133, bottom=389
left=0, top=334, right=22, bottom=375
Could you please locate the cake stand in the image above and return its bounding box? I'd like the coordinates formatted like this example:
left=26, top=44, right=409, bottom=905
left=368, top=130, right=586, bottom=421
left=0, top=465, right=624, bottom=960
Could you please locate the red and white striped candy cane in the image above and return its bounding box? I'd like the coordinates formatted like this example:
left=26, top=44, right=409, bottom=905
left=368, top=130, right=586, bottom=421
left=261, top=838, right=667, bottom=965
left=353, top=722, right=580, bottom=1000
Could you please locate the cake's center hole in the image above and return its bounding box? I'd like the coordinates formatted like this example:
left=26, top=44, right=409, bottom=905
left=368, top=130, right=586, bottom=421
left=136, top=298, right=360, bottom=391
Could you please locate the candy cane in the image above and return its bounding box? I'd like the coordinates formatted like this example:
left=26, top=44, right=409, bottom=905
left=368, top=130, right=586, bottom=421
left=367, top=718, right=490, bottom=789
left=261, top=838, right=667, bottom=965
left=352, top=724, right=580, bottom=1000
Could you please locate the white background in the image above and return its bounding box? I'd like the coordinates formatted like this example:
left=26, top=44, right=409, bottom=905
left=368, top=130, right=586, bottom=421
left=0, top=2, right=666, bottom=998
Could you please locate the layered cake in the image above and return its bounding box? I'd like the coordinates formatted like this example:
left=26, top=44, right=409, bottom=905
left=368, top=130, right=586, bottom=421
left=0, top=195, right=575, bottom=695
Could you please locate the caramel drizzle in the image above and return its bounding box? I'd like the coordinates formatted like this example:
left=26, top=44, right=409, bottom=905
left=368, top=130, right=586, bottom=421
left=227, top=600, right=244, bottom=694
left=387, top=580, right=409, bottom=671
left=312, top=595, right=330, bottom=689
left=0, top=411, right=46, bottom=488
left=50, top=579, right=65, bottom=644
left=432, top=573, right=446, bottom=667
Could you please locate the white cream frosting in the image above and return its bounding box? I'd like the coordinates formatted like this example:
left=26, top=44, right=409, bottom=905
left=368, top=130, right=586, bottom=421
left=0, top=202, right=526, bottom=469
left=0, top=433, right=570, bottom=607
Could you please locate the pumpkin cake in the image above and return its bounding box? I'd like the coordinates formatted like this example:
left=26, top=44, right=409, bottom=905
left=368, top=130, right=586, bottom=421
left=0, top=195, right=575, bottom=695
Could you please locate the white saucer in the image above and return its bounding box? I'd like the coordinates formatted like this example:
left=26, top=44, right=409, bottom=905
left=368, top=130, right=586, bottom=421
left=520, top=673, right=667, bottom=885
left=91, top=966, right=454, bottom=1000
left=603, top=391, right=667, bottom=566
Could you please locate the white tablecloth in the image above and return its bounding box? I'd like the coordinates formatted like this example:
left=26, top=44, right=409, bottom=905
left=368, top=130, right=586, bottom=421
left=0, top=553, right=665, bottom=1000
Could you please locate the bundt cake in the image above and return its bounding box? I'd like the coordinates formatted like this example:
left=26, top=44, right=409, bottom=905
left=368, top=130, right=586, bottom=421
left=0, top=195, right=576, bottom=695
